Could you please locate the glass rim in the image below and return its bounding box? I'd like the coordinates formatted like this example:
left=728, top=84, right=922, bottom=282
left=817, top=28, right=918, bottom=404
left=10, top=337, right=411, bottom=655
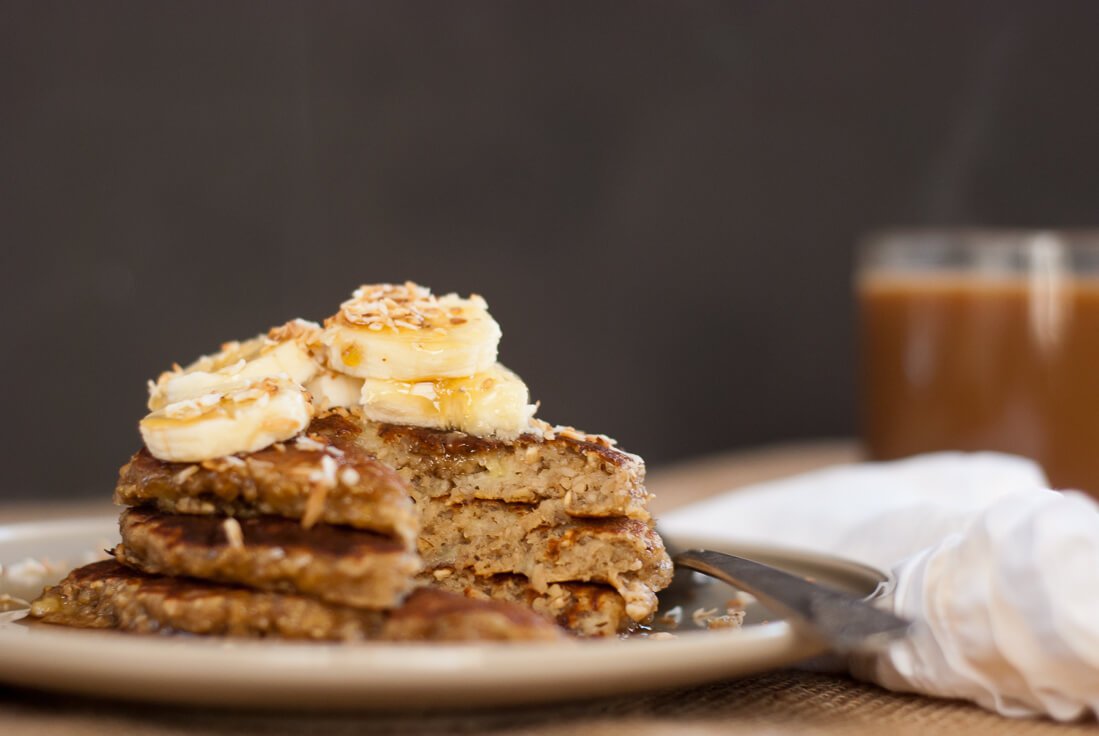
left=862, top=227, right=1099, bottom=250
left=859, top=228, right=1099, bottom=275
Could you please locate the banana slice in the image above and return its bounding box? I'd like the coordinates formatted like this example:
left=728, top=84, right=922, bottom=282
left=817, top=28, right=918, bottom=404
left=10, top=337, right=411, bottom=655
left=140, top=378, right=312, bottom=463
left=148, top=320, right=321, bottom=410
left=305, top=370, right=364, bottom=411
left=322, top=282, right=501, bottom=381
left=360, top=363, right=536, bottom=439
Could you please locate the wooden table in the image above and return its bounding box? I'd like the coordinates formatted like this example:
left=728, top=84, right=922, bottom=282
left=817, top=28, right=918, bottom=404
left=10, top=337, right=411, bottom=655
left=1, top=441, right=1092, bottom=735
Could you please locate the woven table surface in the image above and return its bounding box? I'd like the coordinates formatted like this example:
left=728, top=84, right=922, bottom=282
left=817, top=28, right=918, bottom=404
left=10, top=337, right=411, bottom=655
left=1, top=441, right=1092, bottom=735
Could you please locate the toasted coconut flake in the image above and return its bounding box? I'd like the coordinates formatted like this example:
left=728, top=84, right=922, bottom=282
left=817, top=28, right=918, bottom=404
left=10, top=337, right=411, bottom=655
left=335, top=282, right=439, bottom=331
left=267, top=318, right=322, bottom=345
left=329, top=282, right=489, bottom=336
left=294, top=435, right=326, bottom=453
left=705, top=611, right=746, bottom=630
left=301, top=482, right=329, bottom=529
left=320, top=455, right=338, bottom=486
left=173, top=465, right=199, bottom=484
left=222, top=517, right=244, bottom=549
left=691, top=607, right=719, bottom=627
left=659, top=605, right=683, bottom=629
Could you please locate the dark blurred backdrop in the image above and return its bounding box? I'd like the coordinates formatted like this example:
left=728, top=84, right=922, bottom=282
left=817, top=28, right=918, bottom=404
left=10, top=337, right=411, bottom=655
left=4, top=1, right=1099, bottom=500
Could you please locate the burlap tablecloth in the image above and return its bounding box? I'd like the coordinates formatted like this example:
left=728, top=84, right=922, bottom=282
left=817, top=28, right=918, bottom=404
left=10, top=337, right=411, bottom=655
left=1, top=441, right=1092, bottom=735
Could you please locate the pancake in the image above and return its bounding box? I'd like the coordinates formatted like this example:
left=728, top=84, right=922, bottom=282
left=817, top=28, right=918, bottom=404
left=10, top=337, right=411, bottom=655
left=29, top=560, right=564, bottom=642
left=386, top=584, right=567, bottom=642
left=115, top=414, right=417, bottom=547
left=352, top=415, right=651, bottom=519
left=418, top=497, right=672, bottom=622
left=68, top=282, right=675, bottom=645
left=424, top=570, right=633, bottom=637
left=114, top=508, right=421, bottom=609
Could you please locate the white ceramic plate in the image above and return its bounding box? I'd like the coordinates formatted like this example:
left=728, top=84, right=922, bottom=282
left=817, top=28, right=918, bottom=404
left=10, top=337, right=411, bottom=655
left=0, top=516, right=888, bottom=710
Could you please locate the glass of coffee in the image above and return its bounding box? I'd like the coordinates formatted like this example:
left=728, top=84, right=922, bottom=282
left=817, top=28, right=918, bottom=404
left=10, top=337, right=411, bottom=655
left=858, top=229, right=1099, bottom=495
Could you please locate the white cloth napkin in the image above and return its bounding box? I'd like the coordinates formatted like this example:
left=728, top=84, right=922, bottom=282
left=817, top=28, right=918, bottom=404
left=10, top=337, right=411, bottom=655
left=660, top=452, right=1099, bottom=721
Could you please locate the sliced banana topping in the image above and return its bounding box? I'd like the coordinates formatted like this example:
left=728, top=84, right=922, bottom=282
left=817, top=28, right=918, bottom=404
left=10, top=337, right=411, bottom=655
left=305, top=370, right=364, bottom=411
left=140, top=377, right=313, bottom=463
left=148, top=320, right=321, bottom=411
left=360, top=363, right=536, bottom=440
left=139, top=283, right=538, bottom=462
left=322, top=282, right=501, bottom=380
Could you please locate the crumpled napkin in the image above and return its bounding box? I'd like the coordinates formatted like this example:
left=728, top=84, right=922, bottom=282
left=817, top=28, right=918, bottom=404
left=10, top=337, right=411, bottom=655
left=659, top=452, right=1099, bottom=721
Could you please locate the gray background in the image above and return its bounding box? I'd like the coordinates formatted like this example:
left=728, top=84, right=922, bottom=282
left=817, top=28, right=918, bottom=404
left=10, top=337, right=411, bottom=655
left=3, top=1, right=1098, bottom=501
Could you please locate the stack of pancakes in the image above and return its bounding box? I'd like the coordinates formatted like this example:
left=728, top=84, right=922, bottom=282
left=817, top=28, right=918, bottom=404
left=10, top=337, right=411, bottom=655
left=30, top=282, right=673, bottom=641
left=33, top=414, right=564, bottom=641
left=357, top=416, right=673, bottom=635
left=33, top=411, right=672, bottom=640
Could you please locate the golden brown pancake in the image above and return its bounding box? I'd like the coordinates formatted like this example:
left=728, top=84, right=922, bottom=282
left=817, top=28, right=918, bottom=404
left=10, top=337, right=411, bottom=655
left=354, top=415, right=652, bottom=519
left=30, top=560, right=565, bottom=642
left=115, top=508, right=421, bottom=609
left=424, top=570, right=634, bottom=637
left=115, top=414, right=417, bottom=547
left=418, top=497, right=672, bottom=622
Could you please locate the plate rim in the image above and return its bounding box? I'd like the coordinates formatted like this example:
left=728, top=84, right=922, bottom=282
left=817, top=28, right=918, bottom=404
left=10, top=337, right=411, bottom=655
left=0, top=515, right=887, bottom=710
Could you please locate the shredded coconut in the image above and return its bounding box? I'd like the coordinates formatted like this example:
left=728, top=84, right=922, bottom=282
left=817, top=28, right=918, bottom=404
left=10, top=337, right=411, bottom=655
left=705, top=611, right=747, bottom=630
left=301, top=482, right=329, bottom=529
left=222, top=518, right=244, bottom=549
left=659, top=605, right=683, bottom=629
left=692, top=607, right=720, bottom=627
left=528, top=419, right=617, bottom=447
left=174, top=465, right=199, bottom=483
left=1, top=550, right=108, bottom=602
left=159, top=377, right=284, bottom=421
left=267, top=318, right=322, bottom=345
left=319, top=455, right=338, bottom=487
left=294, top=435, right=327, bottom=453
left=330, top=282, right=486, bottom=335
